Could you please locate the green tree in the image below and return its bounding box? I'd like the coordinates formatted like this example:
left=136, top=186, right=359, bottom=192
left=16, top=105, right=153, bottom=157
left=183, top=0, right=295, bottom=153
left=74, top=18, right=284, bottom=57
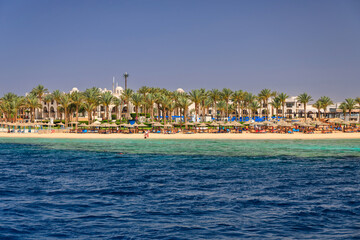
left=131, top=93, right=143, bottom=120
left=58, top=93, right=72, bottom=127
left=319, top=96, right=333, bottom=119
left=270, top=97, right=282, bottom=118
left=100, top=91, right=114, bottom=120
left=297, top=93, right=313, bottom=121
left=31, top=85, right=48, bottom=119
left=221, top=88, right=233, bottom=118
left=208, top=89, right=221, bottom=119
left=188, top=89, right=202, bottom=122
left=277, top=93, right=289, bottom=118
left=344, top=98, right=356, bottom=120
left=258, top=89, right=272, bottom=118
left=313, top=100, right=322, bottom=119
left=71, top=91, right=83, bottom=122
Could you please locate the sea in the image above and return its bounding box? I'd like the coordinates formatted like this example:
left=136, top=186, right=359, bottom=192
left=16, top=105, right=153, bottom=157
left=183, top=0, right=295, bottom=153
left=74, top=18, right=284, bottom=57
left=0, top=138, right=359, bottom=239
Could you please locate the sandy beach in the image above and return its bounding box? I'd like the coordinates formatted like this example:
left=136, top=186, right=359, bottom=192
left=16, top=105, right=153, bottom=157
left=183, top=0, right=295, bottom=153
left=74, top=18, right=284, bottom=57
left=1, top=132, right=360, bottom=140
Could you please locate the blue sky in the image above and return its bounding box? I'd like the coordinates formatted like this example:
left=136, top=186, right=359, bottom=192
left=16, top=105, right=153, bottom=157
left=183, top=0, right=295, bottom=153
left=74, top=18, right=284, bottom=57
left=0, top=0, right=359, bottom=101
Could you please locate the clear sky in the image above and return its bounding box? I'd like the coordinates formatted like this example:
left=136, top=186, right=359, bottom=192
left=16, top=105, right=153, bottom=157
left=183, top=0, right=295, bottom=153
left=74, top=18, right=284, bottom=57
left=0, top=0, right=359, bottom=101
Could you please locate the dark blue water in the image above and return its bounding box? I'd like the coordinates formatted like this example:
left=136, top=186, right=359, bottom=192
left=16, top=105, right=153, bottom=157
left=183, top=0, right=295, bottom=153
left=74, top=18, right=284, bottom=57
left=1, top=139, right=360, bottom=239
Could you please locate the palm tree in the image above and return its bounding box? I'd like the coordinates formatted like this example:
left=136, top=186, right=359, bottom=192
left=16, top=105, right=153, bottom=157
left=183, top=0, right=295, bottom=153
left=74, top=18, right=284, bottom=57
left=168, top=102, right=176, bottom=123
left=313, top=100, right=322, bottom=119
left=44, top=94, right=54, bottom=119
left=221, top=88, right=233, bottom=118
left=100, top=92, right=114, bottom=120
left=0, top=93, right=24, bottom=122
left=178, top=96, right=192, bottom=124
left=83, top=87, right=101, bottom=123
left=217, top=100, right=226, bottom=119
left=199, top=88, right=208, bottom=122
left=52, top=90, right=62, bottom=120
left=159, top=95, right=172, bottom=125
left=112, top=97, right=121, bottom=120
left=83, top=102, right=96, bottom=124
left=277, top=93, right=289, bottom=118
left=249, top=100, right=260, bottom=118
left=208, top=89, right=221, bottom=120
left=122, top=89, right=134, bottom=120
left=270, top=97, right=282, bottom=118
left=188, top=89, right=202, bottom=122
left=270, top=91, right=278, bottom=116
left=231, top=90, right=246, bottom=119
left=297, top=93, right=313, bottom=121
left=356, top=97, right=360, bottom=123
left=58, top=93, right=72, bottom=127
left=244, top=93, right=256, bottom=117
left=344, top=98, right=356, bottom=120
left=26, top=94, right=41, bottom=123
left=145, top=93, right=156, bottom=122
left=319, top=96, right=333, bottom=119
left=71, top=91, right=83, bottom=122
left=338, top=102, right=347, bottom=119
left=31, top=85, right=48, bottom=119
left=131, top=93, right=143, bottom=121
left=258, top=89, right=272, bottom=119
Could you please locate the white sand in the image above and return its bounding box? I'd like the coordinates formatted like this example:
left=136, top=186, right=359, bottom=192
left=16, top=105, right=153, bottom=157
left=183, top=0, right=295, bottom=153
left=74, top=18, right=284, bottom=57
left=1, top=132, right=360, bottom=140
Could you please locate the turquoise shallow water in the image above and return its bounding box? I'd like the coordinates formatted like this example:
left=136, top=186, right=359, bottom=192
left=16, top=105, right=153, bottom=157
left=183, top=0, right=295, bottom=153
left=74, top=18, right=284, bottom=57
left=1, top=138, right=360, bottom=158
left=0, top=138, right=360, bottom=239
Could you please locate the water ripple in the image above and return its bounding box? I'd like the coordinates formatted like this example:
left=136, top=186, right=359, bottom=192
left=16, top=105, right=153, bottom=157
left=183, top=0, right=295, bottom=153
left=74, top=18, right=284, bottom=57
left=0, top=139, right=360, bottom=239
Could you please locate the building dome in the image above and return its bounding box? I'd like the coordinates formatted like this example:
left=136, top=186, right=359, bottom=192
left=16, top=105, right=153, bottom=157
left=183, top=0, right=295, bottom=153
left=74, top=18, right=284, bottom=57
left=70, top=87, right=79, bottom=93
left=115, top=86, right=124, bottom=94
left=176, top=88, right=185, bottom=93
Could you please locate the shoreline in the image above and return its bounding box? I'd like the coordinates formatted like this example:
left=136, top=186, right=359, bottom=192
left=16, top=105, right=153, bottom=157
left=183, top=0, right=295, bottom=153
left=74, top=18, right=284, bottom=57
left=1, top=132, right=360, bottom=140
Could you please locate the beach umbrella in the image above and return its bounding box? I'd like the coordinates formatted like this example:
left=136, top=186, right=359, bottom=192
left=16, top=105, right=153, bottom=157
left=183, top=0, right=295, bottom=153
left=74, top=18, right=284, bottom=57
left=209, top=122, right=220, bottom=127
left=278, top=121, right=292, bottom=127
left=137, top=123, right=147, bottom=128
left=153, top=122, right=163, bottom=127
left=79, top=123, right=88, bottom=127
left=328, top=118, right=343, bottom=123
left=263, top=121, right=276, bottom=127
left=132, top=123, right=139, bottom=127
left=164, top=124, right=173, bottom=128
left=313, top=121, right=328, bottom=126
left=57, top=123, right=65, bottom=126
left=198, top=123, right=208, bottom=127
left=185, top=122, right=195, bottom=126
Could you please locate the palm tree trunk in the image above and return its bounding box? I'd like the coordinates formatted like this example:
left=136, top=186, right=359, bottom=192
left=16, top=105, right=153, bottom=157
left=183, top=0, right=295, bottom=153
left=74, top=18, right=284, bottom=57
left=184, top=107, right=188, bottom=124
left=282, top=104, right=285, bottom=118
left=213, top=101, right=217, bottom=120
left=163, top=108, right=167, bottom=125
left=157, top=104, right=160, bottom=122
left=226, top=102, right=228, bottom=118
left=150, top=106, right=154, bottom=122
left=304, top=105, right=307, bottom=121
left=76, top=106, right=79, bottom=123
left=202, top=106, right=205, bottom=122
left=88, top=111, right=91, bottom=124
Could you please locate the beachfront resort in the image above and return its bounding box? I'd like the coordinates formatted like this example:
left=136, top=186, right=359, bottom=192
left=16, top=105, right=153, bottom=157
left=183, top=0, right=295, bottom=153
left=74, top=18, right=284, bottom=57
left=1, top=82, right=359, bottom=136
